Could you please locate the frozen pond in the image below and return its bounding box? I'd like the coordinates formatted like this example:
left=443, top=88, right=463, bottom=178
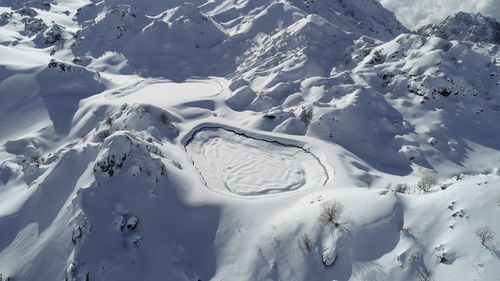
left=186, top=127, right=329, bottom=197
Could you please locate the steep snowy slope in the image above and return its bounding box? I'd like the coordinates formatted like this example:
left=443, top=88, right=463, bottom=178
left=417, top=12, right=500, bottom=45
left=0, top=0, right=499, bottom=281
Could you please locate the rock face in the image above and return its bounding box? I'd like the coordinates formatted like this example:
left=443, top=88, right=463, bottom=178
left=417, top=12, right=500, bottom=44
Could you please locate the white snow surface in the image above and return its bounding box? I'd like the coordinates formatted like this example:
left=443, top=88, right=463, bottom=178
left=109, top=79, right=224, bottom=106
left=0, top=0, right=499, bottom=281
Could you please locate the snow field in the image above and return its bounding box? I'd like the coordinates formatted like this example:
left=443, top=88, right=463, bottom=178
left=109, top=79, right=223, bottom=106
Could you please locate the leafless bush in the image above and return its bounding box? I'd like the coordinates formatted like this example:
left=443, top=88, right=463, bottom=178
left=369, top=49, right=385, bottom=64
left=159, top=112, right=169, bottom=124
left=417, top=176, right=438, bottom=193
left=97, top=130, right=111, bottom=141
left=272, top=237, right=280, bottom=248
left=299, top=109, right=313, bottom=125
left=298, top=233, right=313, bottom=252
left=419, top=36, right=428, bottom=48
left=256, top=244, right=263, bottom=256
left=106, top=116, right=113, bottom=126
left=319, top=200, right=344, bottom=226
left=31, top=156, right=45, bottom=166
left=475, top=226, right=495, bottom=247
left=394, top=183, right=409, bottom=193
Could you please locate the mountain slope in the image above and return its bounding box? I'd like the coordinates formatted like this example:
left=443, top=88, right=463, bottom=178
left=417, top=12, right=500, bottom=44
left=0, top=1, right=499, bottom=281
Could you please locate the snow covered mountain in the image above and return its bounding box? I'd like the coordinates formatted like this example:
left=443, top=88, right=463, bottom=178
left=417, top=12, right=500, bottom=45
left=0, top=1, right=499, bottom=281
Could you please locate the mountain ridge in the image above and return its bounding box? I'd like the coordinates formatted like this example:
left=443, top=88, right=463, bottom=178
left=417, top=11, right=500, bottom=44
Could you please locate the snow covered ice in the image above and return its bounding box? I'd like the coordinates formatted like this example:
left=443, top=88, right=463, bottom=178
left=0, top=0, right=499, bottom=280
left=185, top=127, right=330, bottom=196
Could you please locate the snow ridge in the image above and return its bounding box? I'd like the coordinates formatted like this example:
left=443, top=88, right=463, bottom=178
left=417, top=12, right=500, bottom=44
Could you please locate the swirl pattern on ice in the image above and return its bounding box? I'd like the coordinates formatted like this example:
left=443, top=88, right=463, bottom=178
left=185, top=127, right=329, bottom=196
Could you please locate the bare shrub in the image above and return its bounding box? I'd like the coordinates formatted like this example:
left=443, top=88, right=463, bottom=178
left=319, top=200, right=344, bottom=227
left=31, top=156, right=45, bottom=166
left=106, top=116, right=113, bottom=126
left=272, top=237, right=280, bottom=248
left=97, top=130, right=111, bottom=141
left=256, top=244, right=263, bottom=256
left=475, top=226, right=495, bottom=247
left=298, top=233, right=313, bottom=252
left=394, top=183, right=409, bottom=193
left=417, top=176, right=438, bottom=192
left=369, top=49, right=385, bottom=64
left=159, top=112, right=169, bottom=124
left=299, top=109, right=313, bottom=125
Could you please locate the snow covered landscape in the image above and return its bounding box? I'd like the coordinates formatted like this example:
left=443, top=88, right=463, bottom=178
left=0, top=0, right=499, bottom=280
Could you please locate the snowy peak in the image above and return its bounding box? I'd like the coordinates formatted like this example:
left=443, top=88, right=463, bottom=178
left=67, top=0, right=408, bottom=79
left=417, top=12, right=500, bottom=44
left=287, top=0, right=408, bottom=40
left=204, top=0, right=408, bottom=41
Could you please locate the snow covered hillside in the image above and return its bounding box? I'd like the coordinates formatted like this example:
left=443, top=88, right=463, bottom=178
left=0, top=0, right=499, bottom=280
left=417, top=12, right=500, bottom=45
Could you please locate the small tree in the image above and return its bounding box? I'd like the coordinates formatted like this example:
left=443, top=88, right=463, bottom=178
left=417, top=176, right=438, bottom=193
left=106, top=115, right=113, bottom=126
left=256, top=244, right=263, bottom=256
left=159, top=112, right=169, bottom=124
left=319, top=200, right=344, bottom=227
left=394, top=183, right=409, bottom=193
left=475, top=226, right=495, bottom=247
left=97, top=129, right=111, bottom=141
left=298, top=233, right=313, bottom=252
left=299, top=109, right=313, bottom=125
